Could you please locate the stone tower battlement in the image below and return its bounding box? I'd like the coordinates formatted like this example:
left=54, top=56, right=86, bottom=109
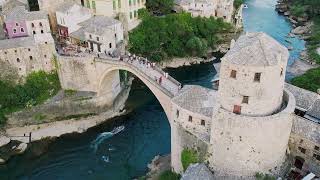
left=218, top=32, right=289, bottom=116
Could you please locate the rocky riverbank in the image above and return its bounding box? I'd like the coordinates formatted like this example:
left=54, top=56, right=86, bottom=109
left=275, top=0, right=319, bottom=76
left=137, top=154, right=171, bottom=180
left=0, top=80, right=132, bottom=164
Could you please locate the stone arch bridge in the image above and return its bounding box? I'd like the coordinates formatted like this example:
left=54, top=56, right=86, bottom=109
left=57, top=53, right=181, bottom=120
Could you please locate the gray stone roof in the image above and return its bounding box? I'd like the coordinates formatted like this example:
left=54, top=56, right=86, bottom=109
left=70, top=28, right=86, bottom=41
left=223, top=32, right=289, bottom=66
left=4, top=6, right=48, bottom=22
left=292, top=116, right=320, bottom=143
left=285, top=83, right=320, bottom=111
left=0, top=36, right=34, bottom=49
left=56, top=1, right=91, bottom=14
left=181, top=163, right=214, bottom=180
left=306, top=99, right=320, bottom=120
left=172, top=85, right=217, bottom=117
left=78, top=16, right=120, bottom=36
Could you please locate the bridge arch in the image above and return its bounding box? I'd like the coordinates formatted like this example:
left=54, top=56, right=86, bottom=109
left=97, top=63, right=174, bottom=122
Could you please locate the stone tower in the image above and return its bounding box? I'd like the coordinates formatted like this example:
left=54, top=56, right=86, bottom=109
left=209, top=32, right=296, bottom=177
left=218, top=32, right=288, bottom=116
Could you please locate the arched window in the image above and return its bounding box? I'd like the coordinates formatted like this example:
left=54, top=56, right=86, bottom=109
left=13, top=29, right=17, bottom=33
left=39, top=22, right=43, bottom=27
left=15, top=22, right=19, bottom=26
left=33, top=31, right=36, bottom=34
left=109, top=43, right=112, bottom=48
left=41, top=30, right=44, bottom=34
left=17, top=58, right=20, bottom=62
left=31, top=23, right=35, bottom=27
left=20, top=27, right=24, bottom=32
left=29, top=56, right=33, bottom=60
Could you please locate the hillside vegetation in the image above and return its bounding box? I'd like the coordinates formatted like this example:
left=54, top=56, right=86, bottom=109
left=129, top=10, right=232, bottom=62
left=0, top=71, right=61, bottom=126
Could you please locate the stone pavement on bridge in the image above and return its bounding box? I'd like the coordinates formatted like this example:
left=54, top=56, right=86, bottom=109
left=99, top=53, right=182, bottom=97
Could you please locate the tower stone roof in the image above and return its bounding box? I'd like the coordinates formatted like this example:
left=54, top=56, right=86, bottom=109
left=223, top=32, right=289, bottom=66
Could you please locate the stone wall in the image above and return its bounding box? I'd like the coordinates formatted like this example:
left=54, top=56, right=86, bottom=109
left=208, top=89, right=295, bottom=177
left=171, top=122, right=209, bottom=173
left=218, top=60, right=287, bottom=116
left=288, top=115, right=320, bottom=176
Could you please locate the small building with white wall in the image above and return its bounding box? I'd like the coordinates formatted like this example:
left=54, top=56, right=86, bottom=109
left=55, top=1, right=92, bottom=40
left=174, top=0, right=234, bottom=22
left=70, top=16, right=124, bottom=54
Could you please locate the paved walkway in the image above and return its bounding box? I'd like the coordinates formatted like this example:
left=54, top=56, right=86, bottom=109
left=98, top=53, right=182, bottom=96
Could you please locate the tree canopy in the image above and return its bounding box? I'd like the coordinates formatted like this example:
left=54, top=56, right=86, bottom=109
left=146, top=0, right=174, bottom=15
left=129, top=10, right=232, bottom=61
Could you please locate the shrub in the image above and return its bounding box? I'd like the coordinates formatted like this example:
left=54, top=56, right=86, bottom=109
left=255, top=172, right=276, bottom=180
left=290, top=5, right=305, bottom=17
left=158, top=170, right=180, bottom=180
left=0, top=71, right=61, bottom=126
left=234, top=0, right=244, bottom=9
left=181, top=148, right=199, bottom=171
left=291, top=67, right=320, bottom=93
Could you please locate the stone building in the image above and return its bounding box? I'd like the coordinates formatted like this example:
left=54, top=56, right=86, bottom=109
left=0, top=34, right=55, bottom=77
left=3, top=6, right=51, bottom=38
left=81, top=0, right=145, bottom=30
left=55, top=1, right=92, bottom=40
left=285, top=83, right=320, bottom=177
left=0, top=5, right=56, bottom=77
left=70, top=16, right=124, bottom=54
left=174, top=0, right=234, bottom=22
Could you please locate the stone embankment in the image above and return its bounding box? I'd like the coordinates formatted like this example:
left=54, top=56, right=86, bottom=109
left=160, top=57, right=216, bottom=68
left=137, top=154, right=171, bottom=180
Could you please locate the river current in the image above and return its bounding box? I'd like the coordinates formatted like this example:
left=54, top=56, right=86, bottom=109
left=0, top=0, right=305, bottom=179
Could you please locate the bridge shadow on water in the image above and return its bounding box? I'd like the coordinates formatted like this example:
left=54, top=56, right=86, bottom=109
left=0, top=61, right=216, bottom=180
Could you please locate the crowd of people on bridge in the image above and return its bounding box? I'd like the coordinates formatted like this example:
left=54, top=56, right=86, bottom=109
left=119, top=52, right=182, bottom=92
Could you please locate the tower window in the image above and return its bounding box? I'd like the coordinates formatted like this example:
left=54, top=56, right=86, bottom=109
left=201, top=120, right=205, bottom=126
left=233, top=105, right=241, bottom=114
left=300, top=139, right=304, bottom=144
left=31, top=23, right=34, bottom=27
left=16, top=58, right=20, bottom=62
left=41, top=30, right=44, bottom=34
left=176, top=110, right=179, bottom=118
left=242, top=96, right=249, bottom=104
left=13, top=28, right=17, bottom=33
left=33, top=31, right=36, bottom=34
left=39, top=22, right=43, bottom=27
left=29, top=56, right=32, bottom=60
left=20, top=27, right=24, bottom=32
left=230, top=70, right=237, bottom=79
left=96, top=37, right=99, bottom=41
left=254, top=73, right=261, bottom=82
left=15, top=22, right=19, bottom=26
left=188, top=116, right=192, bottom=122
left=109, top=43, right=112, bottom=48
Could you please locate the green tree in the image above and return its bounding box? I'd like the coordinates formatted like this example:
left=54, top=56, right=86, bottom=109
left=146, top=0, right=174, bottom=15
left=291, top=67, right=320, bottom=92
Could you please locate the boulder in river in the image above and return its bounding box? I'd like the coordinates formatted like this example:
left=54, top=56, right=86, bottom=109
left=15, top=143, right=28, bottom=154
left=0, top=157, right=6, bottom=164
left=291, top=26, right=310, bottom=35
